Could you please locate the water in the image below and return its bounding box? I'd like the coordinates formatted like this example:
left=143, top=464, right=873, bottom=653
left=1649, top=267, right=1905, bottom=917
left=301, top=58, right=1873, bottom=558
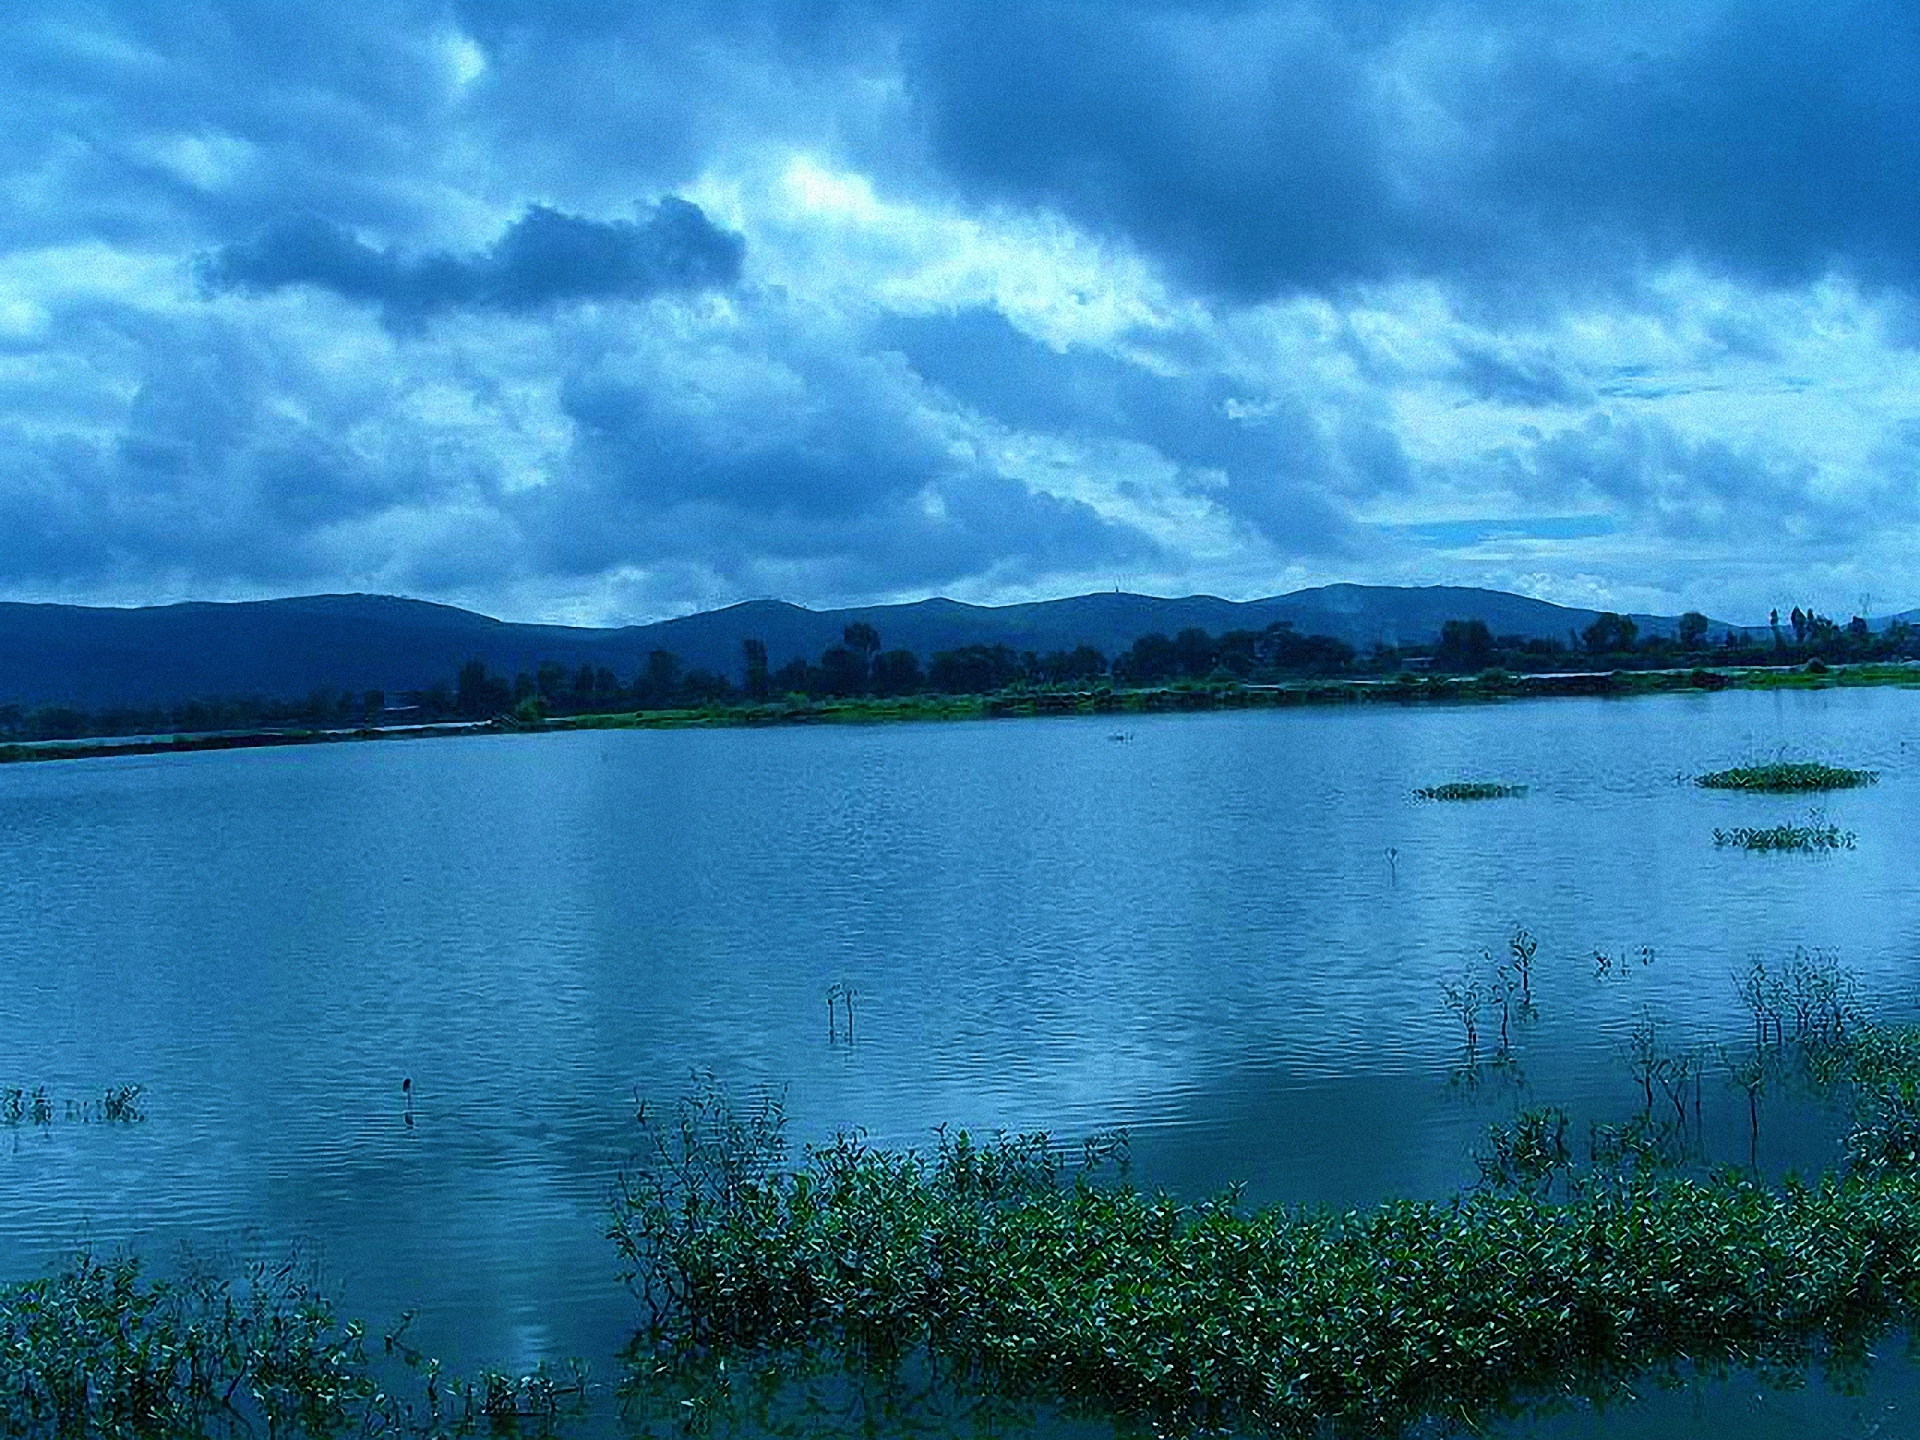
left=2, top=685, right=1919, bottom=1434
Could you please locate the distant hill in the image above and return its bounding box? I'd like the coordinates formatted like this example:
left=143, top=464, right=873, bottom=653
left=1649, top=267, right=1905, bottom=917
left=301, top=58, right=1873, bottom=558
left=0, top=585, right=1740, bottom=709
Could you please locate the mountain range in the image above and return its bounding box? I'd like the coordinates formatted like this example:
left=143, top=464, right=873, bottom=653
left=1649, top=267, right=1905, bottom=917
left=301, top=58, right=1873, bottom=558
left=0, top=584, right=1852, bottom=709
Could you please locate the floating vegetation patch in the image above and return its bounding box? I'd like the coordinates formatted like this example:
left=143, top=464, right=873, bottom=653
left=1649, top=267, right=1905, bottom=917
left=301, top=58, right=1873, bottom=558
left=615, top=1061, right=1920, bottom=1440
left=1696, top=761, right=1878, bottom=792
left=1413, top=781, right=1527, bottom=801
left=1714, top=818, right=1856, bottom=852
left=1, top=1083, right=146, bottom=1127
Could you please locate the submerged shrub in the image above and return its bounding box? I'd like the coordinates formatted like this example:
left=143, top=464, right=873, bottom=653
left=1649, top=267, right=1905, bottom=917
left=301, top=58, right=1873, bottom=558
left=1413, top=781, right=1527, bottom=801
left=616, top=1057, right=1920, bottom=1440
left=1696, top=762, right=1877, bottom=792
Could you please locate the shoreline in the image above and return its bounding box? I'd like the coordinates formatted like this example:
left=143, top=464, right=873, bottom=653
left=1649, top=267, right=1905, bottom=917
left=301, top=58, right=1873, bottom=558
left=4, top=659, right=1917, bottom=766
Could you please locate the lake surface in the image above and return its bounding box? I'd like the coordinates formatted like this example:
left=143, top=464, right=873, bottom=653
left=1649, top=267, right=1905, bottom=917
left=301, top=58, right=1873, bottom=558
left=3, top=686, right=1920, bottom=1435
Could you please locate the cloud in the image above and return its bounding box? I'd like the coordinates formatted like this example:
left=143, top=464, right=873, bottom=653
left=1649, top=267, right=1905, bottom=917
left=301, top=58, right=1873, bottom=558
left=899, top=1, right=1920, bottom=307
left=519, top=296, right=1166, bottom=600
left=1453, top=346, right=1591, bottom=409
left=2, top=0, right=1920, bottom=625
left=198, top=199, right=744, bottom=325
left=1488, top=411, right=1920, bottom=551
left=872, top=306, right=1365, bottom=553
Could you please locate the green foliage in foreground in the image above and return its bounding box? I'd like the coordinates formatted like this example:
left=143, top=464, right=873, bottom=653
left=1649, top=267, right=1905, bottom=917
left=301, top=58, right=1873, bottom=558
left=0, top=1253, right=584, bottom=1439
left=1413, top=781, right=1527, bottom=801
left=1714, top=820, right=1856, bottom=852
left=614, top=1049, right=1920, bottom=1440
left=1696, top=761, right=1878, bottom=792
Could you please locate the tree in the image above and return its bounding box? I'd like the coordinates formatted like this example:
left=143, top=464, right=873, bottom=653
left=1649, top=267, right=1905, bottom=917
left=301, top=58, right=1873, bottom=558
left=870, top=649, right=924, bottom=695
left=842, top=622, right=881, bottom=660
left=928, top=644, right=1019, bottom=693
left=829, top=624, right=881, bottom=694
left=742, top=638, right=771, bottom=701
left=1581, top=613, right=1638, bottom=656
left=1677, top=611, right=1710, bottom=649
left=635, top=650, right=681, bottom=709
left=456, top=659, right=511, bottom=718
left=1262, top=622, right=1354, bottom=674
left=771, top=657, right=812, bottom=695
left=1063, top=644, right=1108, bottom=681
left=1114, top=633, right=1178, bottom=684
left=681, top=669, right=732, bottom=705
left=1435, top=618, right=1495, bottom=673
left=1214, top=631, right=1261, bottom=678
left=818, top=645, right=865, bottom=697
left=362, top=690, right=385, bottom=723
left=1173, top=627, right=1216, bottom=679
left=536, top=661, right=567, bottom=701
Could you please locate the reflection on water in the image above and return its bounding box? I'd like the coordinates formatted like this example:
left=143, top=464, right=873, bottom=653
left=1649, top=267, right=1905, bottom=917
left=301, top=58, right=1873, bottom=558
left=0, top=686, right=1918, bottom=1434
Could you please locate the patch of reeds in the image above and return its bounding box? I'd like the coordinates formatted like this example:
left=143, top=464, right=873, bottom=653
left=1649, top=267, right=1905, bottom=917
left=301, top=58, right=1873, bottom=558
left=614, top=1060, right=1920, bottom=1440
left=1696, top=761, right=1877, bottom=792
left=1714, top=818, right=1856, bottom=851
left=1413, top=781, right=1527, bottom=801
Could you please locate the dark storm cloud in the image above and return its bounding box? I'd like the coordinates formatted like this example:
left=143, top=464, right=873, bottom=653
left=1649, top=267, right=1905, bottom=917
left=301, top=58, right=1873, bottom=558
left=199, top=200, right=744, bottom=324
left=900, top=1, right=1920, bottom=304
left=0, top=0, right=1912, bottom=618
left=19, top=1, right=1918, bottom=309
left=0, top=309, right=504, bottom=593
left=518, top=308, right=1165, bottom=593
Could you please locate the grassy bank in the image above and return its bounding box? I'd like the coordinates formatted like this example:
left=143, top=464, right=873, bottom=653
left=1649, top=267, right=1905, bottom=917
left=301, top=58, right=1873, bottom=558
left=615, top=1028, right=1920, bottom=1440
left=4, top=659, right=1918, bottom=767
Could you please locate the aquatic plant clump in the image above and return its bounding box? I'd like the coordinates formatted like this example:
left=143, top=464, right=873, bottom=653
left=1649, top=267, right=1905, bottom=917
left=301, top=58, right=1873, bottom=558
left=1714, top=821, right=1856, bottom=852
left=1413, top=781, right=1527, bottom=801
left=0, top=1254, right=379, bottom=1437
left=615, top=1072, right=1920, bottom=1440
left=1696, top=762, right=1878, bottom=792
left=0, top=1252, right=586, bottom=1438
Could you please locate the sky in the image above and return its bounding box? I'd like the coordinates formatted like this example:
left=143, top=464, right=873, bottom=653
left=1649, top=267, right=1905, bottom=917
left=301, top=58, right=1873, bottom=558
left=3, top=2, right=1919, bottom=627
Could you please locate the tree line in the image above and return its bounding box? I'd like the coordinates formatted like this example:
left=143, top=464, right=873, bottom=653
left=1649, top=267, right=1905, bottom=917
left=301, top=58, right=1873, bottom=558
left=1427, top=606, right=1919, bottom=674
left=4, top=605, right=1916, bottom=741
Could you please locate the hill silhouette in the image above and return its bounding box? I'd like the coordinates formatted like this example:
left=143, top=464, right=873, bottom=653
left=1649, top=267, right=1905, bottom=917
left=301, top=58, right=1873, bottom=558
left=0, top=585, right=1729, bottom=709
